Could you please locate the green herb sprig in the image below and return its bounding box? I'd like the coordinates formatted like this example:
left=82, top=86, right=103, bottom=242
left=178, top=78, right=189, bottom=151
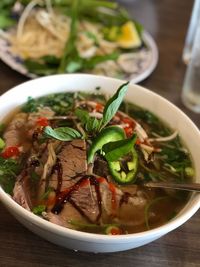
left=44, top=126, right=81, bottom=141
left=100, top=82, right=129, bottom=129
left=75, top=82, right=129, bottom=134
left=75, top=108, right=100, bottom=134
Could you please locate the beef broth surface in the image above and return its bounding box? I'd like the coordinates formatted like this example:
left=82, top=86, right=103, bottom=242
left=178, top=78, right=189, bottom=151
left=0, top=91, right=194, bottom=234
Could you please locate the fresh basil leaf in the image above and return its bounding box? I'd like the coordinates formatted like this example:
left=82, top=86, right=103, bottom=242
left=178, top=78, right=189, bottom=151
left=85, top=117, right=100, bottom=132
left=75, top=82, right=129, bottom=134
left=75, top=108, right=90, bottom=124
left=65, top=127, right=82, bottom=138
left=100, top=82, right=129, bottom=129
left=75, top=108, right=101, bottom=133
left=102, top=133, right=137, bottom=161
left=44, top=126, right=81, bottom=141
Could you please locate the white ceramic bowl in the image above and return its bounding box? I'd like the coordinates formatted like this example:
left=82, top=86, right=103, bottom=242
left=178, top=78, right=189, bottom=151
left=0, top=74, right=200, bottom=253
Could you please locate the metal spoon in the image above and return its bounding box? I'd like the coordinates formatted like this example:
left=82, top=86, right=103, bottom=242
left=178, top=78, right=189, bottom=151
left=144, top=182, right=200, bottom=192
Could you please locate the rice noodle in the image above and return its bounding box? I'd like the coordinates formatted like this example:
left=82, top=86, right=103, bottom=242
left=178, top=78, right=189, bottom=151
left=17, top=0, right=39, bottom=39
left=76, top=122, right=86, bottom=137
left=45, top=0, right=54, bottom=15
left=89, top=112, right=103, bottom=119
left=140, top=144, right=154, bottom=152
left=46, top=115, right=77, bottom=120
left=135, top=123, right=148, bottom=142
left=8, top=13, right=67, bottom=59
left=35, top=9, right=70, bottom=42
left=75, top=100, right=97, bottom=108
left=41, top=143, right=57, bottom=180
left=148, top=130, right=178, bottom=142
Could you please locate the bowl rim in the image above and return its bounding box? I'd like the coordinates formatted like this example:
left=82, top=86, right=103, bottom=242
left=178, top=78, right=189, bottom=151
left=1, top=73, right=200, bottom=243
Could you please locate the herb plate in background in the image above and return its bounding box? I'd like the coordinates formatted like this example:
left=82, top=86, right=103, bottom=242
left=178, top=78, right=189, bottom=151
left=0, top=31, right=158, bottom=83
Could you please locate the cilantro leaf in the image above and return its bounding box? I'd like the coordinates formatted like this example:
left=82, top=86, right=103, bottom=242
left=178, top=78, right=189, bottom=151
left=0, top=157, right=20, bottom=194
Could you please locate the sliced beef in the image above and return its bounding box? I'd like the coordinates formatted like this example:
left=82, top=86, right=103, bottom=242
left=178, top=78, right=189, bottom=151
left=3, top=107, right=54, bottom=152
left=35, top=139, right=85, bottom=195
left=12, top=131, right=147, bottom=228
left=26, top=107, right=55, bottom=152
left=13, top=173, right=32, bottom=211
left=13, top=181, right=30, bottom=211
left=46, top=140, right=101, bottom=222
left=99, top=179, right=122, bottom=218
left=12, top=141, right=51, bottom=209
left=59, top=139, right=87, bottom=183
left=49, top=139, right=87, bottom=190
left=94, top=156, right=147, bottom=226
left=42, top=140, right=101, bottom=222
left=3, top=112, right=31, bottom=152
left=118, top=186, right=148, bottom=226
left=99, top=180, right=148, bottom=227
left=70, top=180, right=100, bottom=222
left=46, top=202, right=88, bottom=228
left=26, top=107, right=55, bottom=131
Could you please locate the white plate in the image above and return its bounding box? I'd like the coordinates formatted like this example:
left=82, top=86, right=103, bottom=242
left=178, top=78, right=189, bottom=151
left=0, top=31, right=158, bottom=83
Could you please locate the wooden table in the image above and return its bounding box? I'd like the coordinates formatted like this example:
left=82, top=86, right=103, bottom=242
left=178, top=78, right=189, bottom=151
left=1, top=0, right=200, bottom=266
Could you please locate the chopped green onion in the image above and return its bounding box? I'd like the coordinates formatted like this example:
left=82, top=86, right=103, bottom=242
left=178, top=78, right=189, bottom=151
left=32, top=205, right=46, bottom=215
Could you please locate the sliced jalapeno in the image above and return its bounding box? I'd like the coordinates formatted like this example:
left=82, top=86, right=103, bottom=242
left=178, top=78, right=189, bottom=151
left=88, top=126, right=125, bottom=163
left=108, top=148, right=138, bottom=184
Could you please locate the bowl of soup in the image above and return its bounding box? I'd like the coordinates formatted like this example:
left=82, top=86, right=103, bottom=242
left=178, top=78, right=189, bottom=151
left=0, top=74, right=200, bottom=253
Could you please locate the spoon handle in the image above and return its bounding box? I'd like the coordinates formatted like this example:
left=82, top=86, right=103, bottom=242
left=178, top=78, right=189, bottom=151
left=145, top=182, right=200, bottom=192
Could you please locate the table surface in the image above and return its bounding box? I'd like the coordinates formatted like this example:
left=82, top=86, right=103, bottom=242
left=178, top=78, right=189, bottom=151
left=1, top=0, right=200, bottom=266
